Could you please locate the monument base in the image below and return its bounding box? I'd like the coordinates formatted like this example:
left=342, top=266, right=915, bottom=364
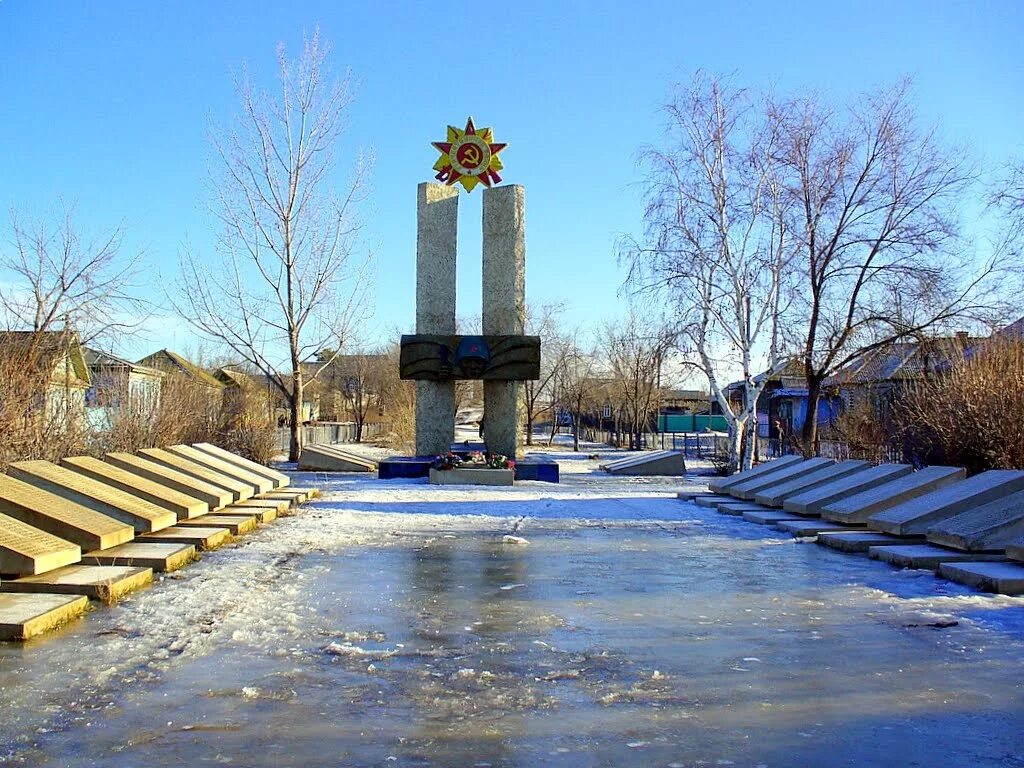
left=428, top=468, right=514, bottom=486
left=378, top=457, right=434, bottom=480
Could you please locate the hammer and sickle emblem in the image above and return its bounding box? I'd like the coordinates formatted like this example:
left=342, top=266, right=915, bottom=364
left=461, top=145, right=481, bottom=166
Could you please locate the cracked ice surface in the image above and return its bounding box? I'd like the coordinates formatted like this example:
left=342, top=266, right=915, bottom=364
left=1, top=456, right=1023, bottom=767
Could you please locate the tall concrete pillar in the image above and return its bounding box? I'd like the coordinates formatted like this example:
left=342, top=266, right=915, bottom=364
left=415, top=182, right=459, bottom=456
left=482, top=184, right=526, bottom=458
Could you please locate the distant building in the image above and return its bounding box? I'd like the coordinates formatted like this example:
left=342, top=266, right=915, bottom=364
left=0, top=330, right=91, bottom=425
left=83, top=348, right=164, bottom=428
left=825, top=335, right=974, bottom=421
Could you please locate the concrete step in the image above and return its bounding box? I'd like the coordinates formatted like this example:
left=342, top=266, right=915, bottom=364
left=938, top=561, right=1024, bottom=596
left=868, top=544, right=1006, bottom=570
left=741, top=509, right=801, bottom=525
left=191, top=443, right=290, bottom=488
left=226, top=500, right=283, bottom=523
left=104, top=453, right=233, bottom=510
left=0, top=475, right=134, bottom=552
left=717, top=504, right=769, bottom=517
left=816, top=530, right=902, bottom=553
left=1, top=564, right=152, bottom=603
left=925, top=489, right=1024, bottom=551
left=10, top=460, right=177, bottom=534
left=783, top=464, right=913, bottom=516
left=729, top=458, right=835, bottom=501
left=83, top=542, right=196, bottom=573
left=61, top=456, right=208, bottom=520
left=775, top=520, right=854, bottom=537
left=260, top=488, right=317, bottom=506
left=138, top=448, right=256, bottom=500
left=179, top=514, right=258, bottom=536
left=166, top=444, right=275, bottom=494
left=693, top=495, right=727, bottom=507
left=137, top=526, right=232, bottom=551
left=0, top=512, right=81, bottom=576
left=822, top=466, right=965, bottom=524
left=868, top=470, right=1024, bottom=536
left=753, top=460, right=870, bottom=507
left=708, top=455, right=803, bottom=494
left=0, top=593, right=89, bottom=641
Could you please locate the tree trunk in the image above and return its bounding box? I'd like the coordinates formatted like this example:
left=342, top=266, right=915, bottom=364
left=800, top=374, right=824, bottom=458
left=726, top=419, right=743, bottom=475
left=525, top=408, right=534, bottom=446
left=289, top=373, right=303, bottom=462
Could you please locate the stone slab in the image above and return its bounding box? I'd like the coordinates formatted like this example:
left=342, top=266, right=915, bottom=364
left=717, top=505, right=768, bottom=517
left=694, top=495, right=728, bottom=507
left=190, top=442, right=290, bottom=488
left=783, top=464, right=914, bottom=516
left=0, top=512, right=81, bottom=577
left=10, top=460, right=178, bottom=534
left=708, top=455, right=804, bottom=494
left=729, top=458, right=835, bottom=500
left=602, top=450, right=679, bottom=472
left=676, top=490, right=709, bottom=501
left=816, top=530, right=902, bottom=553
left=868, top=544, right=1006, bottom=570
left=378, top=457, right=433, bottom=480
left=741, top=509, right=802, bottom=525
left=868, top=470, right=1024, bottom=536
left=938, top=561, right=1024, bottom=596
left=179, top=513, right=258, bottom=535
left=822, top=466, right=966, bottom=524
left=261, top=487, right=317, bottom=504
left=138, top=526, right=232, bottom=550
left=775, top=520, right=854, bottom=537
left=226, top=500, right=281, bottom=523
left=608, top=451, right=686, bottom=477
left=0, top=475, right=134, bottom=552
left=925, top=489, right=1024, bottom=551
left=138, top=448, right=255, bottom=500
left=514, top=457, right=559, bottom=483
left=166, top=445, right=275, bottom=494
left=753, top=460, right=870, bottom=507
left=104, top=453, right=233, bottom=510
left=1007, top=539, right=1024, bottom=563
left=299, top=444, right=377, bottom=473
left=0, top=593, right=89, bottom=641
left=83, top=542, right=196, bottom=572
left=428, top=467, right=514, bottom=486
left=61, top=456, right=209, bottom=520
left=1, top=564, right=152, bottom=603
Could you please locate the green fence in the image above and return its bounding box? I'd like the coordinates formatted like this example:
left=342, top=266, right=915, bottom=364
left=657, top=414, right=729, bottom=433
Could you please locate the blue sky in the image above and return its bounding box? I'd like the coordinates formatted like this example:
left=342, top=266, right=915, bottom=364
left=2, top=1, right=1021, bottom=361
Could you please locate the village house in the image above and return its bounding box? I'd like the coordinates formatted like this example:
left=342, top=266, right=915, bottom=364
left=83, top=348, right=163, bottom=429
left=0, top=330, right=92, bottom=425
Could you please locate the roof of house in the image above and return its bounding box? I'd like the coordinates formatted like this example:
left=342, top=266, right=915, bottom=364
left=214, top=366, right=258, bottom=389
left=136, top=349, right=224, bottom=389
left=301, top=354, right=391, bottom=384
left=826, top=337, right=971, bottom=386
left=0, top=330, right=91, bottom=388
left=663, top=388, right=708, bottom=401
left=84, top=347, right=164, bottom=378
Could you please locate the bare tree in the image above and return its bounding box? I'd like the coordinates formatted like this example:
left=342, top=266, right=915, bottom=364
left=522, top=302, right=565, bottom=445
left=342, top=351, right=390, bottom=443
left=627, top=74, right=793, bottom=472
left=1, top=202, right=145, bottom=345
left=551, top=332, right=600, bottom=452
left=604, top=313, right=675, bottom=450
left=775, top=82, right=988, bottom=453
left=176, top=31, right=371, bottom=460
left=990, top=156, right=1024, bottom=263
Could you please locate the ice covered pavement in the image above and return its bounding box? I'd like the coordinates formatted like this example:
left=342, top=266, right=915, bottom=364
left=1, top=461, right=1023, bottom=767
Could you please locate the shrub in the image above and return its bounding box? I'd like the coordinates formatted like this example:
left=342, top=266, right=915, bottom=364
left=895, top=335, right=1024, bottom=474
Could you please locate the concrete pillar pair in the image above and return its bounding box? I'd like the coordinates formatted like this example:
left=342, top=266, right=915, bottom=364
left=414, top=182, right=525, bottom=458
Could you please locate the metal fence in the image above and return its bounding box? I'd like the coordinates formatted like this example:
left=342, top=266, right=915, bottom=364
left=273, top=421, right=385, bottom=452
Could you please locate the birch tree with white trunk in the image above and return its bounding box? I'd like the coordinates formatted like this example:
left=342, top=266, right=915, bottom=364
left=627, top=74, right=793, bottom=473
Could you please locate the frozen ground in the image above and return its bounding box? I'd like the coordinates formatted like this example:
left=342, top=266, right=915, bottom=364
left=1, top=442, right=1023, bottom=767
